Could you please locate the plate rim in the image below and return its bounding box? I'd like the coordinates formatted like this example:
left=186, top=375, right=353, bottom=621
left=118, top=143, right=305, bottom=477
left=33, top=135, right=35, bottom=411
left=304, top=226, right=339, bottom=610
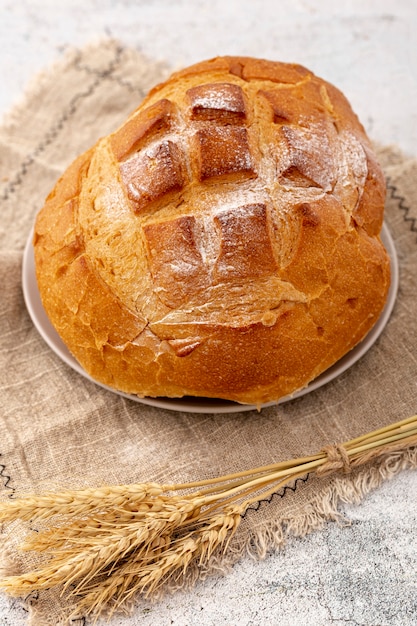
left=22, top=222, right=399, bottom=414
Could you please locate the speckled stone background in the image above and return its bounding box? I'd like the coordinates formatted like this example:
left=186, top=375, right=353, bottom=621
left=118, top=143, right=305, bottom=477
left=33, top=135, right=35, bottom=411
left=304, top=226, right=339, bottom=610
left=1, top=1, right=417, bottom=625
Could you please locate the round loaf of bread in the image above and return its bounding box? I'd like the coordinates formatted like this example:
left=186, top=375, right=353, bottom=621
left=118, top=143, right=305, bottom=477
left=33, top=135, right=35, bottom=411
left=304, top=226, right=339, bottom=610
left=33, top=56, right=390, bottom=405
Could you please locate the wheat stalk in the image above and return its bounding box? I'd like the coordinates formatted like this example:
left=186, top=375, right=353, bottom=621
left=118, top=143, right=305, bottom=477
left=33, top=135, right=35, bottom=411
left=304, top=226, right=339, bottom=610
left=0, top=414, right=416, bottom=620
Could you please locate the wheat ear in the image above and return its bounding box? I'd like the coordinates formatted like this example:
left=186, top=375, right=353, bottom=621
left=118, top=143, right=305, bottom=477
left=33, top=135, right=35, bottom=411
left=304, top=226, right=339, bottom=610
left=0, top=414, right=416, bottom=620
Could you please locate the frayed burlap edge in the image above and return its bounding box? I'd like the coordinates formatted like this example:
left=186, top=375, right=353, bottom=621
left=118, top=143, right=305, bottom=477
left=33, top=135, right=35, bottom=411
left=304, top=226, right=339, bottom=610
left=167, top=447, right=417, bottom=582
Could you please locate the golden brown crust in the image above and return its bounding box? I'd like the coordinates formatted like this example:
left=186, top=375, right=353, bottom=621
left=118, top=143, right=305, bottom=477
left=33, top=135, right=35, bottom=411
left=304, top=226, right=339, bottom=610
left=186, top=82, right=247, bottom=123
left=33, top=56, right=391, bottom=404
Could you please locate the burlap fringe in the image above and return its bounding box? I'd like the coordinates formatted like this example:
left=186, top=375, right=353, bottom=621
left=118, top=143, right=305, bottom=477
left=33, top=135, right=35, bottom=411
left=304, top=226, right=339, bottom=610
left=202, top=447, right=417, bottom=569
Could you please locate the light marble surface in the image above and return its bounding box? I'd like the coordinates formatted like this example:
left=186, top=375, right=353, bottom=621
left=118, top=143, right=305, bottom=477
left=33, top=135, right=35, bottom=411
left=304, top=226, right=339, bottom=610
left=2, top=0, right=417, bottom=157
left=1, top=1, right=417, bottom=625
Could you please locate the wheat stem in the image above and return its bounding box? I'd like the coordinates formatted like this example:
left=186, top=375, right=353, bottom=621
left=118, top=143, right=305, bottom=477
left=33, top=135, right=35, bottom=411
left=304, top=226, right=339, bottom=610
left=166, top=453, right=319, bottom=491
left=347, top=431, right=417, bottom=459
left=345, top=414, right=417, bottom=447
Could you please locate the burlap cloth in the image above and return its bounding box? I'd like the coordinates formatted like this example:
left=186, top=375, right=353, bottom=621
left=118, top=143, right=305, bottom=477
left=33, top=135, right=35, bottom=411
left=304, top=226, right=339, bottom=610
left=1, top=40, right=417, bottom=625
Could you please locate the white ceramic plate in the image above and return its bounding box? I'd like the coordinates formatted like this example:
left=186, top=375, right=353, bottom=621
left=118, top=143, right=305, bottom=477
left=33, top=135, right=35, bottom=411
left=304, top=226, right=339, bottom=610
left=22, top=223, right=398, bottom=414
